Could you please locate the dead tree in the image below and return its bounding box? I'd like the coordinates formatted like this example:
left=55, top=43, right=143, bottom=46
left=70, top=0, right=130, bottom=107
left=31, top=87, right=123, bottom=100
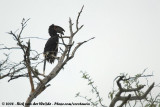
left=0, top=6, right=94, bottom=107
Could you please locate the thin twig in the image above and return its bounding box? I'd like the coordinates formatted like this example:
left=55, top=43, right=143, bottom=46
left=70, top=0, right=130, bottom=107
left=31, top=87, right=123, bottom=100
left=76, top=5, right=84, bottom=30
left=21, top=37, right=47, bottom=40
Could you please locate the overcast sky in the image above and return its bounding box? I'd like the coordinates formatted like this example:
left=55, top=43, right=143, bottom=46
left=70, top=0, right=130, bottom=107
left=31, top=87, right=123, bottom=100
left=0, top=0, right=160, bottom=106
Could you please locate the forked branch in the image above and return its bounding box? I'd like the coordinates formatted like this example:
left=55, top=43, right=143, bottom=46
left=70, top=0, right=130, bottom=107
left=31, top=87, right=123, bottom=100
left=109, top=76, right=154, bottom=107
left=25, top=6, right=94, bottom=107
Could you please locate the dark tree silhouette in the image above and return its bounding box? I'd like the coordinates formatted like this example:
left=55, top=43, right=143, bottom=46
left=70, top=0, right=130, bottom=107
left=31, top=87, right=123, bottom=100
left=0, top=6, right=94, bottom=107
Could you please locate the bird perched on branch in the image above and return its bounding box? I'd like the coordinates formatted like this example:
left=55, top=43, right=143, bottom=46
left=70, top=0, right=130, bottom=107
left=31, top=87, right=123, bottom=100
left=43, top=24, right=65, bottom=74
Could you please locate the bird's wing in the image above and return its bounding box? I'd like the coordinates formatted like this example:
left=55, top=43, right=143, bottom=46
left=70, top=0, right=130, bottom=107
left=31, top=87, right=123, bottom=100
left=43, top=37, right=59, bottom=64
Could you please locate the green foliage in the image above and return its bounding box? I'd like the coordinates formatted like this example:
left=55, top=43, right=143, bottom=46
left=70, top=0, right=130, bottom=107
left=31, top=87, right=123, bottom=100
left=76, top=71, right=106, bottom=107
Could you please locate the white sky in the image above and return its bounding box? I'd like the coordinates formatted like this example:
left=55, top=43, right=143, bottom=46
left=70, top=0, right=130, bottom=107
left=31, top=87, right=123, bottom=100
left=0, top=0, right=160, bottom=106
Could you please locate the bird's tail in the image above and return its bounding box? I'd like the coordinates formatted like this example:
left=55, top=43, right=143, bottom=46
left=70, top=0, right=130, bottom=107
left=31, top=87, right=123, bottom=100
left=43, top=59, right=46, bottom=75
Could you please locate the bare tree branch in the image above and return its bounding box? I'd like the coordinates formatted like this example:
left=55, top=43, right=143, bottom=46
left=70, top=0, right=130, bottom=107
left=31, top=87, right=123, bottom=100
left=76, top=5, right=84, bottom=30
left=0, top=6, right=94, bottom=107
left=25, top=6, right=94, bottom=106
left=21, top=37, right=47, bottom=40
left=109, top=76, right=155, bottom=107
left=77, top=71, right=157, bottom=107
left=0, top=47, right=21, bottom=50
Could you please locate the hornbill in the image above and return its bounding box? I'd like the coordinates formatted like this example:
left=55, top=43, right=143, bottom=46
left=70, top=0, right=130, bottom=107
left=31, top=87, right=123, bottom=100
left=43, top=24, right=65, bottom=74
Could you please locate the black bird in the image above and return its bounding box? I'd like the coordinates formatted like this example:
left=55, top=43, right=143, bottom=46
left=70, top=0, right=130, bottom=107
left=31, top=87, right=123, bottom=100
left=43, top=24, right=65, bottom=74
